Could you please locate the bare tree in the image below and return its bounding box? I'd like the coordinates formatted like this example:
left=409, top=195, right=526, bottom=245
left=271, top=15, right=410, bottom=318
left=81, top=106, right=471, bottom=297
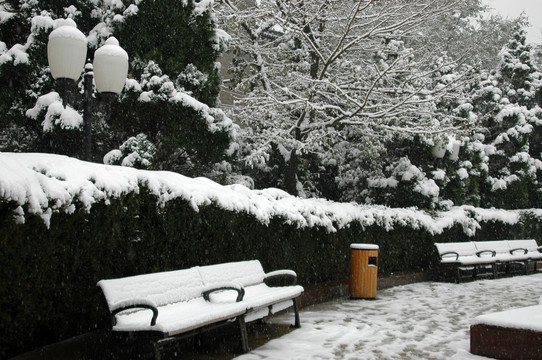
left=217, top=0, right=475, bottom=195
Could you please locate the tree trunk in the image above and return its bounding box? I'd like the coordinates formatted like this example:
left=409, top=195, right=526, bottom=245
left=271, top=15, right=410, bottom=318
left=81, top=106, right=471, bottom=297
left=283, top=149, right=299, bottom=196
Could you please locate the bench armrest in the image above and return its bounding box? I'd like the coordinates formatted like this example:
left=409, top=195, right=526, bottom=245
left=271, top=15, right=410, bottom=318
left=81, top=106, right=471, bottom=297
left=476, top=250, right=496, bottom=257
left=439, top=251, right=459, bottom=261
left=264, top=269, right=297, bottom=285
left=110, top=299, right=159, bottom=326
left=510, top=247, right=528, bottom=255
left=202, top=283, right=245, bottom=302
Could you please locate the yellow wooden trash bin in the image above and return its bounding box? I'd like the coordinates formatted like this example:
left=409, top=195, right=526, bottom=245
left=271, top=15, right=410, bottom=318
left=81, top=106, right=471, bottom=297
left=350, top=243, right=379, bottom=299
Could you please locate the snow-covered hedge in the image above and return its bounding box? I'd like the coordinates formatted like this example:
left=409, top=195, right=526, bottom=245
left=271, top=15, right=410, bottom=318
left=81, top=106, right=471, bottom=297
left=2, top=152, right=540, bottom=236
left=1, top=152, right=542, bottom=358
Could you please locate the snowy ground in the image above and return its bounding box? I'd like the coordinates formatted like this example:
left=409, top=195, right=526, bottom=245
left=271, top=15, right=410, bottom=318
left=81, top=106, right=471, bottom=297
left=236, top=274, right=542, bottom=360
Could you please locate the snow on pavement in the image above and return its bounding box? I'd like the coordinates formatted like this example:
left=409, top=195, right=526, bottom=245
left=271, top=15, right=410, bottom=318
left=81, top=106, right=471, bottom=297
left=236, top=274, right=542, bottom=359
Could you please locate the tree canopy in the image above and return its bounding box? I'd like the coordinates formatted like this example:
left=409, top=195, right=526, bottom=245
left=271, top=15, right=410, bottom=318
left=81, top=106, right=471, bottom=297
left=216, top=0, right=524, bottom=197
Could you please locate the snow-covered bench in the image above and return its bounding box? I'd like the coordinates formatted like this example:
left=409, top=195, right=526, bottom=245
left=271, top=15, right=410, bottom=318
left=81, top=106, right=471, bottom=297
left=97, top=260, right=304, bottom=359
left=474, top=240, right=542, bottom=276
left=196, top=260, right=304, bottom=326
left=434, top=241, right=497, bottom=282
left=434, top=240, right=542, bottom=282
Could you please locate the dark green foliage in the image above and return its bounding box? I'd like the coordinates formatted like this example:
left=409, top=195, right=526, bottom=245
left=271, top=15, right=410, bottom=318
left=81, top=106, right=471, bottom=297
left=105, top=86, right=232, bottom=173
left=114, top=0, right=221, bottom=106
left=0, top=22, right=54, bottom=152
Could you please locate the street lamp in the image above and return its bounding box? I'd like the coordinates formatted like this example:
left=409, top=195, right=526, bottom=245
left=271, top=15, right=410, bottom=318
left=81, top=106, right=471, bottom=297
left=47, top=18, right=128, bottom=161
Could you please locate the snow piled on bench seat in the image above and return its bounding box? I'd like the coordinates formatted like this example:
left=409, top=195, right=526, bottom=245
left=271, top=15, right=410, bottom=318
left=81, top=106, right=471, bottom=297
left=113, top=297, right=246, bottom=335
left=1, top=152, right=539, bottom=235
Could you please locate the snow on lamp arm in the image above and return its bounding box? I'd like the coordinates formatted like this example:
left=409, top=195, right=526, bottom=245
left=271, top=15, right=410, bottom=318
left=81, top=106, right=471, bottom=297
left=47, top=19, right=128, bottom=162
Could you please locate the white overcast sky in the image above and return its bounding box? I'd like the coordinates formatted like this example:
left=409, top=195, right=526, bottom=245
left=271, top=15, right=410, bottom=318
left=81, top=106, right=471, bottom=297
left=483, top=0, right=542, bottom=44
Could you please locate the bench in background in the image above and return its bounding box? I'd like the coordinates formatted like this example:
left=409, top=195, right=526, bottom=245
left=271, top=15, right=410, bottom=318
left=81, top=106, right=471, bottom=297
left=434, top=239, right=542, bottom=282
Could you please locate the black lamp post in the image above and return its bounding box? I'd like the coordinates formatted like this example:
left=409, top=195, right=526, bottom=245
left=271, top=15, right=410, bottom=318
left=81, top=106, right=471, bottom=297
left=47, top=19, right=128, bottom=161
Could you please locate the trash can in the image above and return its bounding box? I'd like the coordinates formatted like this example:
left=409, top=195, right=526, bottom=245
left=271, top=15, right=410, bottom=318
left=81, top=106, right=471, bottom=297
left=350, top=243, right=379, bottom=299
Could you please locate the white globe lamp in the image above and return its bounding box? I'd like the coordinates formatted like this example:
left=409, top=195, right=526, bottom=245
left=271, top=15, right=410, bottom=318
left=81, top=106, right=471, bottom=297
left=47, top=19, right=87, bottom=81
left=93, top=37, right=129, bottom=95
left=45, top=20, right=129, bottom=162
left=432, top=140, right=446, bottom=159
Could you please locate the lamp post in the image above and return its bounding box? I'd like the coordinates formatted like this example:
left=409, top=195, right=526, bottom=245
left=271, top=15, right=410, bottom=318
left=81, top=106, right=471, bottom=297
left=47, top=19, right=128, bottom=161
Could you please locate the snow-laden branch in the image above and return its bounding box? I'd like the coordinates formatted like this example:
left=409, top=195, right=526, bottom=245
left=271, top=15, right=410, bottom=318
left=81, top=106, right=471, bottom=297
left=216, top=0, right=479, bottom=182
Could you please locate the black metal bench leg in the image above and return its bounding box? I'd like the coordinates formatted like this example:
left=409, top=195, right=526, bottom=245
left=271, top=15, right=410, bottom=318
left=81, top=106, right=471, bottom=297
left=293, top=298, right=301, bottom=328
left=492, top=263, right=497, bottom=279
left=237, top=315, right=249, bottom=353
left=153, top=341, right=162, bottom=360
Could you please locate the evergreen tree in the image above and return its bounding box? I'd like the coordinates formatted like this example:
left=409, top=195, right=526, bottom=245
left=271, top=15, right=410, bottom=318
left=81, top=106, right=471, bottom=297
left=114, top=0, right=222, bottom=106
left=473, top=29, right=542, bottom=208
left=366, top=29, right=542, bottom=211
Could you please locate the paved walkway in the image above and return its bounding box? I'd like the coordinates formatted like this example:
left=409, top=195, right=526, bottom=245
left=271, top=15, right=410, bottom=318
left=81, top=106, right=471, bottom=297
left=235, top=273, right=542, bottom=359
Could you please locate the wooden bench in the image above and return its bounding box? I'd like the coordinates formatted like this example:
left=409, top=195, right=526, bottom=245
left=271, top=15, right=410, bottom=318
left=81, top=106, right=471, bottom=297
left=97, top=260, right=304, bottom=359
left=434, top=239, right=542, bottom=282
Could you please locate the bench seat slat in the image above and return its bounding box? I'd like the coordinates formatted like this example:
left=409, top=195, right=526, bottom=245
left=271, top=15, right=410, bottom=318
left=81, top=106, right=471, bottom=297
left=112, top=297, right=246, bottom=335
left=243, top=283, right=304, bottom=310
left=455, top=255, right=497, bottom=265
left=207, top=283, right=304, bottom=311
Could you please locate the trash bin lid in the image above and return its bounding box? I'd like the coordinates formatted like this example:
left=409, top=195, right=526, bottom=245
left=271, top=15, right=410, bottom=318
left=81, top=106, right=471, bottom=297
left=350, top=243, right=379, bottom=250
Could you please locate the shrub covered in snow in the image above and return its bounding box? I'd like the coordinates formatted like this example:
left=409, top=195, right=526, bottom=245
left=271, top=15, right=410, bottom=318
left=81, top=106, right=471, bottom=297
left=367, top=157, right=440, bottom=210
left=103, top=133, right=156, bottom=169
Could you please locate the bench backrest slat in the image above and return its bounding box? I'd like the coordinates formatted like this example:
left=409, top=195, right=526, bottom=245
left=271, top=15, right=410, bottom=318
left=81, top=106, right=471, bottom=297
left=197, top=260, right=266, bottom=288
left=474, top=241, right=509, bottom=254
left=97, top=268, right=204, bottom=309
left=506, top=239, right=539, bottom=251
left=434, top=242, right=477, bottom=257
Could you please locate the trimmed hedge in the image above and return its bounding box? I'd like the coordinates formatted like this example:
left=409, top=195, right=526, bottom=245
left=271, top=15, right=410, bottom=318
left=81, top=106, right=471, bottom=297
left=1, top=187, right=541, bottom=358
